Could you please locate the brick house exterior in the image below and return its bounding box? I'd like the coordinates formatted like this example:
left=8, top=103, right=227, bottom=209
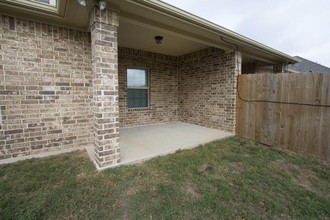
left=0, top=1, right=297, bottom=169
left=0, top=15, right=94, bottom=160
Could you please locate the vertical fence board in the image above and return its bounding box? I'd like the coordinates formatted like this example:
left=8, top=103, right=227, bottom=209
left=274, top=75, right=282, bottom=147
left=236, top=73, right=330, bottom=162
left=281, top=74, right=289, bottom=149
left=314, top=74, right=323, bottom=156
left=255, top=75, right=263, bottom=141
left=322, top=74, right=330, bottom=161
left=304, top=75, right=314, bottom=155
left=293, top=76, right=305, bottom=153
left=247, top=75, right=256, bottom=139
left=265, top=75, right=275, bottom=145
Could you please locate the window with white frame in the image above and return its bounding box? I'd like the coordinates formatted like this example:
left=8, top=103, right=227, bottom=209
left=127, top=68, right=148, bottom=108
left=29, top=0, right=57, bottom=7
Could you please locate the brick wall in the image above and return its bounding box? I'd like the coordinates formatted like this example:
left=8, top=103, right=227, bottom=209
left=178, top=47, right=239, bottom=132
left=118, top=47, right=178, bottom=127
left=118, top=47, right=239, bottom=132
left=0, top=15, right=93, bottom=159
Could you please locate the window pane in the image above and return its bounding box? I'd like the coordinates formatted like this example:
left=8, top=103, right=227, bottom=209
left=141, top=99, right=147, bottom=107
left=127, top=89, right=135, bottom=99
left=127, top=69, right=147, bottom=87
left=135, top=99, right=141, bottom=107
left=128, top=99, right=135, bottom=108
left=30, top=0, right=57, bottom=6
left=128, top=89, right=148, bottom=108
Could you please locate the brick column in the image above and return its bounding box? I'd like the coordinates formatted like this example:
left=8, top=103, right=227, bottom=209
left=234, top=50, right=242, bottom=76
left=90, top=7, right=120, bottom=168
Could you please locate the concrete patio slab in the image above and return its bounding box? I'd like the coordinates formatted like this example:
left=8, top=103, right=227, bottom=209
left=119, top=122, right=233, bottom=166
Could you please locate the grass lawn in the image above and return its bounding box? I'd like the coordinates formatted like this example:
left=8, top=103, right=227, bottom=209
left=0, top=136, right=329, bottom=219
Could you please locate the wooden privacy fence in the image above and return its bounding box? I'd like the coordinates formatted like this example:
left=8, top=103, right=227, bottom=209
left=236, top=73, right=330, bottom=162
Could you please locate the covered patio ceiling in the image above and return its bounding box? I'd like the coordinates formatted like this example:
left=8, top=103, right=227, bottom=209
left=118, top=16, right=208, bottom=57
left=0, top=0, right=299, bottom=65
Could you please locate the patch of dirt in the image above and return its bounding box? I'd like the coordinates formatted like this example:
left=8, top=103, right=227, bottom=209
left=272, top=159, right=300, bottom=174
left=218, top=162, right=246, bottom=177
left=124, top=182, right=143, bottom=197
left=0, top=174, right=8, bottom=181
left=196, top=163, right=214, bottom=175
left=227, top=162, right=245, bottom=170
left=113, top=184, right=141, bottom=211
left=75, top=150, right=90, bottom=159
left=76, top=172, right=87, bottom=180
left=292, top=170, right=321, bottom=194
left=257, top=201, right=270, bottom=214
left=272, top=159, right=323, bottom=196
left=113, top=168, right=169, bottom=210
left=120, top=210, right=133, bottom=220
left=183, top=183, right=202, bottom=199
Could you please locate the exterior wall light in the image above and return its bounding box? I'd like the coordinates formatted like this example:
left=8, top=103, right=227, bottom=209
left=77, top=0, right=87, bottom=6
left=96, top=0, right=107, bottom=10
left=77, top=0, right=107, bottom=11
left=155, top=36, right=163, bottom=44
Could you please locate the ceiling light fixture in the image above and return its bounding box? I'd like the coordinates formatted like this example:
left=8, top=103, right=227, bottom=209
left=96, top=0, right=107, bottom=10
left=155, top=36, right=163, bottom=44
left=77, top=0, right=87, bottom=6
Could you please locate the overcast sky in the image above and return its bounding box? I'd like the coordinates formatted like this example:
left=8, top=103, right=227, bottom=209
left=162, top=0, right=330, bottom=67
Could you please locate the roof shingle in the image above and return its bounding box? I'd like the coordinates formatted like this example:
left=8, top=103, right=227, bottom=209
left=289, top=56, right=330, bottom=73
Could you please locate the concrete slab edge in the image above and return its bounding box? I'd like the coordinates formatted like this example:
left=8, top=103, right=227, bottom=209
left=120, top=121, right=177, bottom=130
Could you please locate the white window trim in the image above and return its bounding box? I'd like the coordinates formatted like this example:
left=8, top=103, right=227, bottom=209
left=1, top=0, right=66, bottom=16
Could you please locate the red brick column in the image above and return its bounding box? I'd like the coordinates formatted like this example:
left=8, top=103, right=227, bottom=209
left=90, top=8, right=120, bottom=168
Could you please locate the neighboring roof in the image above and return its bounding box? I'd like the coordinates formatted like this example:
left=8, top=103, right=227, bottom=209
left=0, top=0, right=299, bottom=65
left=288, top=56, right=330, bottom=73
